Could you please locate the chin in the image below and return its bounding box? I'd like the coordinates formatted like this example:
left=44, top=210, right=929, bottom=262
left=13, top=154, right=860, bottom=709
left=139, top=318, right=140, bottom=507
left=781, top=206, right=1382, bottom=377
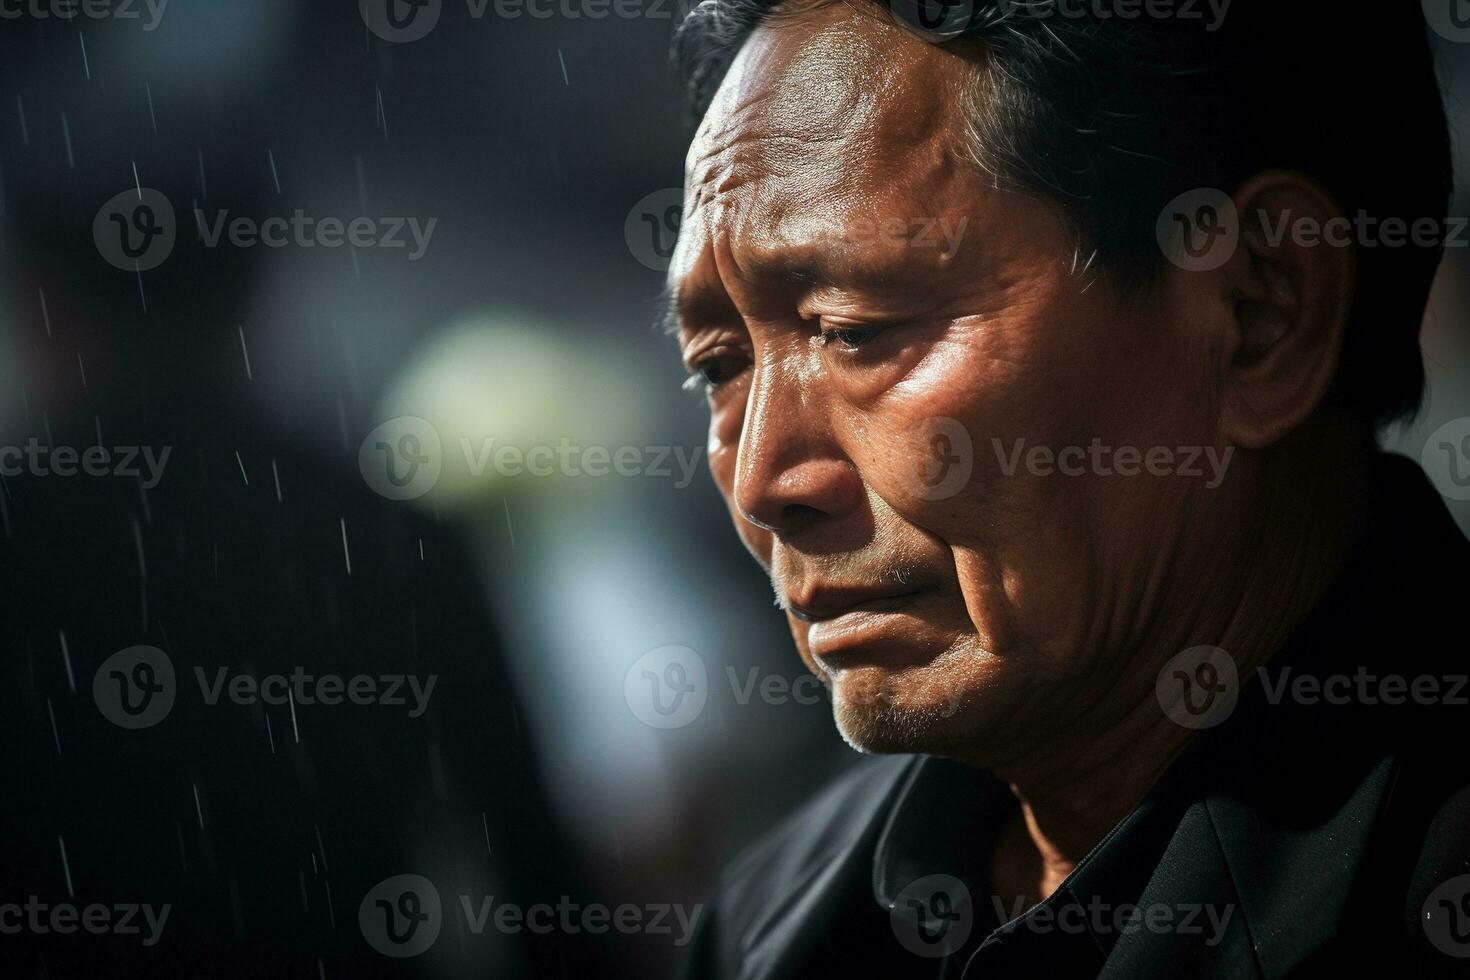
left=828, top=665, right=975, bottom=757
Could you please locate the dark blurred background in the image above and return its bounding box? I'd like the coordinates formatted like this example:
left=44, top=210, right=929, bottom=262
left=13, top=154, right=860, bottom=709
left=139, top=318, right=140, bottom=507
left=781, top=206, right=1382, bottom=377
left=1, top=2, right=1468, bottom=977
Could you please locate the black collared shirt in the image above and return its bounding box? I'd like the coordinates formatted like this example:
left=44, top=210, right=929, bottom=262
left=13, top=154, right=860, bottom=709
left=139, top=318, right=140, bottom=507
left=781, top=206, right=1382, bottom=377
left=684, top=454, right=1470, bottom=979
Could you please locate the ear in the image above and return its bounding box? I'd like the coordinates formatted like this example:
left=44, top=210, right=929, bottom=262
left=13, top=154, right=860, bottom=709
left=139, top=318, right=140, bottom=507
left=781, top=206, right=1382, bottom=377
left=1213, top=171, right=1356, bottom=449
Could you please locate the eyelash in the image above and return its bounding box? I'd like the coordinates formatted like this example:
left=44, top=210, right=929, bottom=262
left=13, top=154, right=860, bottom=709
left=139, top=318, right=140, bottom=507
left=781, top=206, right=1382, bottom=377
left=682, top=321, right=890, bottom=394
left=683, top=350, right=747, bottom=394
left=816, top=322, right=886, bottom=351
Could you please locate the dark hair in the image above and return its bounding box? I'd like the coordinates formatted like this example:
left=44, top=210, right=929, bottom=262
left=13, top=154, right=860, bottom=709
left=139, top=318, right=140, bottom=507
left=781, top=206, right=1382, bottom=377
left=672, top=1, right=1453, bottom=430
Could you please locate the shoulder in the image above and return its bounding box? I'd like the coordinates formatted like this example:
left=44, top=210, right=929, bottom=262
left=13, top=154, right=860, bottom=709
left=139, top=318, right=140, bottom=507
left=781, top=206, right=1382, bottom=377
left=686, top=753, right=917, bottom=976
left=724, top=753, right=916, bottom=898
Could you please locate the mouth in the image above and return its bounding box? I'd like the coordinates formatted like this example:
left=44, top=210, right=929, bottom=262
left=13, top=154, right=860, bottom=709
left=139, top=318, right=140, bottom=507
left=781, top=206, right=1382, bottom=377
left=785, top=587, right=922, bottom=623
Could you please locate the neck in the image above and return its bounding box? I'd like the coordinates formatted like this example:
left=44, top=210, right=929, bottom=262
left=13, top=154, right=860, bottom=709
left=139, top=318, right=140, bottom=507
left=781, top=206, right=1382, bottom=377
left=987, top=425, right=1370, bottom=909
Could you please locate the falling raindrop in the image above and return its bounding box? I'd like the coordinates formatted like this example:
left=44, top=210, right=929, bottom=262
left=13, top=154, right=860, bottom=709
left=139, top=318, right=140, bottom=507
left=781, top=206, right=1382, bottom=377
left=59, top=630, right=75, bottom=692
left=314, top=824, right=329, bottom=872
left=238, top=325, right=253, bottom=380
left=58, top=835, right=74, bottom=898
left=339, top=518, right=352, bottom=575
left=46, top=697, right=61, bottom=756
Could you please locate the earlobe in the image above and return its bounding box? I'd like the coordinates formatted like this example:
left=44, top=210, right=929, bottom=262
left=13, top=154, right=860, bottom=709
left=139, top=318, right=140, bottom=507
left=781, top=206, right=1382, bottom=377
left=1217, top=171, right=1356, bottom=450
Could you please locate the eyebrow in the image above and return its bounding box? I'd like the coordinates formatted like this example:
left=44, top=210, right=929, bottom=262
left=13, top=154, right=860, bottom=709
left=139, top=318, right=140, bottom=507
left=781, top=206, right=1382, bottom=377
left=658, top=260, right=830, bottom=341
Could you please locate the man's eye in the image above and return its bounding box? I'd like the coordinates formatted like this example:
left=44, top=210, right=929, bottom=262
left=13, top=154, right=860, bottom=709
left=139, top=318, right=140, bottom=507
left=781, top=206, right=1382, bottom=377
left=817, top=323, right=885, bottom=351
left=683, top=353, right=747, bottom=393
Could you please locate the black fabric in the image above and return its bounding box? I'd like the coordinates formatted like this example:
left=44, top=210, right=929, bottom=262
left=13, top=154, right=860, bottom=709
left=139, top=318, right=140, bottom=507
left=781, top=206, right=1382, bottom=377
left=684, top=453, right=1470, bottom=978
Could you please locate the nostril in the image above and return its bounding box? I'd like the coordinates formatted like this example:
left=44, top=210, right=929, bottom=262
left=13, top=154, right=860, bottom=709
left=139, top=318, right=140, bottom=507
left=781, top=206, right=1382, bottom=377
left=740, top=508, right=781, bottom=533
left=781, top=503, right=824, bottom=527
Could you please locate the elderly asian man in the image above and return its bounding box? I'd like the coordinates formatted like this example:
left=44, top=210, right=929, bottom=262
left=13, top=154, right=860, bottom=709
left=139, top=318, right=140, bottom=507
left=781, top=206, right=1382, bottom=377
left=665, top=2, right=1470, bottom=977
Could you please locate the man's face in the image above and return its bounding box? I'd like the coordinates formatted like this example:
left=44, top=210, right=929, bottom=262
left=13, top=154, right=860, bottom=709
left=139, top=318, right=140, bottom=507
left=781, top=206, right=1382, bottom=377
left=669, top=5, right=1233, bottom=765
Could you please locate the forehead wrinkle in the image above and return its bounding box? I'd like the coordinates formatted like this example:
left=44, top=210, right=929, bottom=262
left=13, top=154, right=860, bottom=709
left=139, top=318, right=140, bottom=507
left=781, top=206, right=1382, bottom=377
left=689, top=6, right=954, bottom=187
left=675, top=3, right=993, bottom=326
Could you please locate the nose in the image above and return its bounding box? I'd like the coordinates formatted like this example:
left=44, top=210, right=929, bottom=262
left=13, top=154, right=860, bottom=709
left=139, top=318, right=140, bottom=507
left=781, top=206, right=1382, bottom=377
left=733, top=356, right=863, bottom=535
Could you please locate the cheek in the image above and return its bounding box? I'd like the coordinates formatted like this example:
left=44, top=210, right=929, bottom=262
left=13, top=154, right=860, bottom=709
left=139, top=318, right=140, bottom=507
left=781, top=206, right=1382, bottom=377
left=840, top=331, right=1057, bottom=541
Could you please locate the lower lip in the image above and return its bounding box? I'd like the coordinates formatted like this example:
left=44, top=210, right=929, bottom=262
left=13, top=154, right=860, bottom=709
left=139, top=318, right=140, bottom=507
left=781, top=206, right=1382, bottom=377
left=805, top=603, right=927, bottom=664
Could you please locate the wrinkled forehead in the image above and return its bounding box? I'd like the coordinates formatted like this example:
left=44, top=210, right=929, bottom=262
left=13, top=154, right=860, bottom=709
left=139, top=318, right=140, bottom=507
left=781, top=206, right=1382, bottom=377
left=683, top=3, right=973, bottom=200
